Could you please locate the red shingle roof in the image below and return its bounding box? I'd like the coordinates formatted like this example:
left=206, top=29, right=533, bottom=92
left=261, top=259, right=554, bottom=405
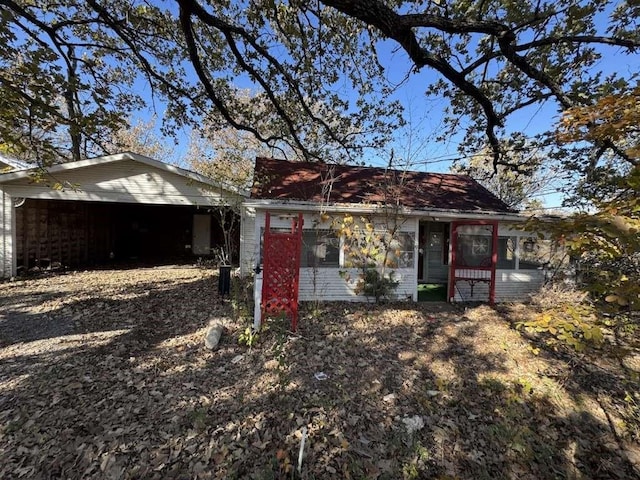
left=251, top=158, right=515, bottom=213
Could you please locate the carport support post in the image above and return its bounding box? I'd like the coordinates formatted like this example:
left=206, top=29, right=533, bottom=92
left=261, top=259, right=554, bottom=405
left=0, top=188, right=16, bottom=279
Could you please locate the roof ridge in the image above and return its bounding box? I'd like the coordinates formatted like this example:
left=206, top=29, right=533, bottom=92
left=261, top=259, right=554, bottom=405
left=255, top=156, right=466, bottom=178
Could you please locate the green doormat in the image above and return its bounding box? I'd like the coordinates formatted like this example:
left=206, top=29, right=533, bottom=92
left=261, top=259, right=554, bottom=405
left=418, top=283, right=447, bottom=302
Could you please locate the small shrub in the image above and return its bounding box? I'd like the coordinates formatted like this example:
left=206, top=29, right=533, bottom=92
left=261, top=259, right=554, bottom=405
left=519, top=286, right=604, bottom=351
left=529, top=283, right=588, bottom=310
left=356, top=267, right=399, bottom=302
left=238, top=325, right=260, bottom=347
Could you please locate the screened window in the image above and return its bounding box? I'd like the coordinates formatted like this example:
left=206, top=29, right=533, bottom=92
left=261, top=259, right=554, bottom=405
left=344, top=231, right=414, bottom=268
left=301, top=230, right=340, bottom=267
left=387, top=232, right=415, bottom=268
left=456, top=234, right=491, bottom=267
left=456, top=234, right=516, bottom=269
left=453, top=229, right=556, bottom=271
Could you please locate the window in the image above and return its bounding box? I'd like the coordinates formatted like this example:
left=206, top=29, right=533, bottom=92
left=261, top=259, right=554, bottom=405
left=301, top=230, right=340, bottom=267
left=497, top=237, right=516, bottom=269
left=452, top=228, right=557, bottom=271
left=387, top=232, right=415, bottom=268
left=456, top=234, right=516, bottom=268
left=456, top=234, right=492, bottom=267
left=344, top=230, right=414, bottom=269
left=518, top=237, right=545, bottom=270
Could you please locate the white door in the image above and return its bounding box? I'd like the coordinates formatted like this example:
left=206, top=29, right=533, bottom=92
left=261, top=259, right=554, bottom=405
left=192, top=214, right=211, bottom=255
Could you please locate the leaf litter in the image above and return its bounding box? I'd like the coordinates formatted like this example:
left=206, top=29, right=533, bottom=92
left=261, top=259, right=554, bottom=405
left=0, top=268, right=639, bottom=479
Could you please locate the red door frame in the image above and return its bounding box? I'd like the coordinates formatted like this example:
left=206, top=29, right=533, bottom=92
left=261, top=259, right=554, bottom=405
left=448, top=220, right=498, bottom=304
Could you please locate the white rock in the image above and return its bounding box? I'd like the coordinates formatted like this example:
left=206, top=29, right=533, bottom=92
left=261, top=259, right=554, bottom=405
left=231, top=354, right=244, bottom=364
left=402, top=415, right=425, bottom=435
left=383, top=393, right=396, bottom=403
left=204, top=323, right=224, bottom=350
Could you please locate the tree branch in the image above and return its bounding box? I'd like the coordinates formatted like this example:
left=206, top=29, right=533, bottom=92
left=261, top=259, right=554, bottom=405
left=321, top=0, right=504, bottom=163
left=175, top=1, right=302, bottom=153
left=179, top=0, right=354, bottom=159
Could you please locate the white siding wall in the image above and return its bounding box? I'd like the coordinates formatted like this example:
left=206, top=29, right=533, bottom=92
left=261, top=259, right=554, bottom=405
left=453, top=269, right=546, bottom=302
left=2, top=160, right=239, bottom=206
left=239, top=206, right=256, bottom=276
left=299, top=267, right=415, bottom=302
left=0, top=188, right=15, bottom=278
left=496, top=270, right=546, bottom=302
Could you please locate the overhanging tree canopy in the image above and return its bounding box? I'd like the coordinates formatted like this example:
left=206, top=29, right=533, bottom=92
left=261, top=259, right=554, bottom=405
left=1, top=0, right=638, bottom=170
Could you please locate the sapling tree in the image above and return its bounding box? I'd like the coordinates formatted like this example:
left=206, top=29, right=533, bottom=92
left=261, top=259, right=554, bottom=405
left=323, top=158, right=414, bottom=302
left=330, top=213, right=407, bottom=302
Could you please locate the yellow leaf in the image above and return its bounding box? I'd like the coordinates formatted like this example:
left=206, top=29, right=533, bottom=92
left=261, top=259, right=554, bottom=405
left=591, top=328, right=604, bottom=343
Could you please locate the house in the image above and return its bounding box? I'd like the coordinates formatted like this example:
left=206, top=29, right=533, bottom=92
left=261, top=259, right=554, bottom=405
left=0, top=152, right=244, bottom=278
left=241, top=157, right=551, bottom=303
left=1, top=152, right=551, bottom=304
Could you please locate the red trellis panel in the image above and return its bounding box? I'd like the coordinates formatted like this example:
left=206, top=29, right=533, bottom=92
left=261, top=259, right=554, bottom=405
left=261, top=212, right=303, bottom=331
left=448, top=220, right=498, bottom=304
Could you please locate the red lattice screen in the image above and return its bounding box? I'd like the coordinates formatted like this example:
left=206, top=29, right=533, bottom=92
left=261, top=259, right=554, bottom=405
left=261, top=212, right=303, bottom=331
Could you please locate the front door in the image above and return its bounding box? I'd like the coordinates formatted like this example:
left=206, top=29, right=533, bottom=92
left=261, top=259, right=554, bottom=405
left=448, top=221, right=498, bottom=304
left=418, top=221, right=450, bottom=283
left=192, top=214, right=211, bottom=255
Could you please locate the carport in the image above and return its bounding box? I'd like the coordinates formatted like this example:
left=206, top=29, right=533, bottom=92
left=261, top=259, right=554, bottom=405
left=0, top=152, right=244, bottom=277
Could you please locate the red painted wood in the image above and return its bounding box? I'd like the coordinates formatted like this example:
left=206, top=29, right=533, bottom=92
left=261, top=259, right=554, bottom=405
left=448, top=222, right=458, bottom=303
left=261, top=212, right=304, bottom=331
left=449, top=220, right=498, bottom=304
left=489, top=220, right=498, bottom=304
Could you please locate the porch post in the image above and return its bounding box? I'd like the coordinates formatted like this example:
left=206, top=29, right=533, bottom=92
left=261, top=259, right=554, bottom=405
left=489, top=220, right=498, bottom=304
left=412, top=217, right=419, bottom=302
left=448, top=221, right=459, bottom=302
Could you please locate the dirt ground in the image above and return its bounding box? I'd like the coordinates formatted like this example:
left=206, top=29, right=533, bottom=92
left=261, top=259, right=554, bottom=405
left=0, top=267, right=639, bottom=479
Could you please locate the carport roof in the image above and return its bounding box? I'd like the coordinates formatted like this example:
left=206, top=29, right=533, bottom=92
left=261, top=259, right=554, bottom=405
left=0, top=153, right=28, bottom=171
left=0, top=152, right=248, bottom=196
